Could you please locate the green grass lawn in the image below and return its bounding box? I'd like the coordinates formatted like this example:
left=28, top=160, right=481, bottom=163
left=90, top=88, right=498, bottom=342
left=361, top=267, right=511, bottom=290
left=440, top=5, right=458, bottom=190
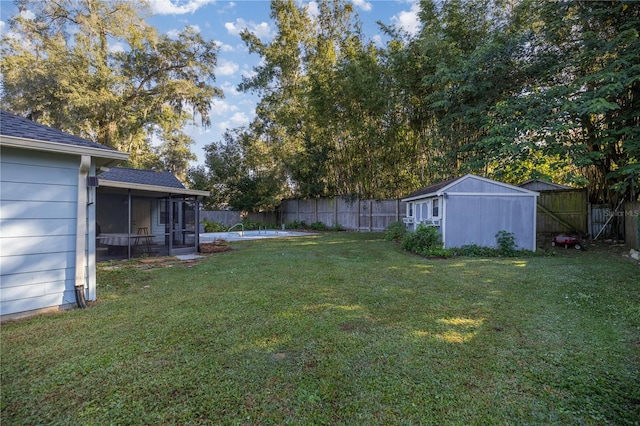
left=2, top=233, right=639, bottom=425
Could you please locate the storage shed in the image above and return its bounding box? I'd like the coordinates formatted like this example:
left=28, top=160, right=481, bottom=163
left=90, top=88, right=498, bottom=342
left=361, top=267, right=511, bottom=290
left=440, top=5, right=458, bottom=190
left=402, top=174, right=539, bottom=251
left=1, top=110, right=128, bottom=320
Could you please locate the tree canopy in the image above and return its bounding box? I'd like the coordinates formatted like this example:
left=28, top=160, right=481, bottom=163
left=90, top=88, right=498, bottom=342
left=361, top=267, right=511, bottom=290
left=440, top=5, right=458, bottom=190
left=3, top=0, right=638, bottom=210
left=1, top=0, right=223, bottom=175
left=196, top=0, right=638, bottom=210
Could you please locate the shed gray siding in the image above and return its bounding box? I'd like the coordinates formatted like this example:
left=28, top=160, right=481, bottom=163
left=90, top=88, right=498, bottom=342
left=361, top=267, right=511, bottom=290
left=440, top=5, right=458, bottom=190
left=0, top=147, right=85, bottom=316
left=444, top=195, right=536, bottom=250
left=447, top=178, right=523, bottom=194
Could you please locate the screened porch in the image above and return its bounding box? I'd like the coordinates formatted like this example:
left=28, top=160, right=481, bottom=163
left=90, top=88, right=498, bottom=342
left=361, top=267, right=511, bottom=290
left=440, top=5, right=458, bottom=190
left=95, top=168, right=209, bottom=261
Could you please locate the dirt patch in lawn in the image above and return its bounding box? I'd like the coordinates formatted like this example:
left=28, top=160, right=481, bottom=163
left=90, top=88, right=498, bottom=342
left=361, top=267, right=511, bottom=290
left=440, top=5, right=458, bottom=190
left=98, top=242, right=233, bottom=271
left=199, top=242, right=233, bottom=254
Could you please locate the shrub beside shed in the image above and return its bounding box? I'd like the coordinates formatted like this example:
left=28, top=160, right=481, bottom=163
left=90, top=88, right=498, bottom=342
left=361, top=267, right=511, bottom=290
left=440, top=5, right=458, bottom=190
left=402, top=174, right=539, bottom=251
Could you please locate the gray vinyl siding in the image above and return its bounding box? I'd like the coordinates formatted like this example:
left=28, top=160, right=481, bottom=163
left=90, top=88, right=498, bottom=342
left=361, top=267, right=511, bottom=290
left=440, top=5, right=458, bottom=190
left=447, top=178, right=521, bottom=194
left=0, top=147, right=80, bottom=316
left=444, top=195, right=535, bottom=250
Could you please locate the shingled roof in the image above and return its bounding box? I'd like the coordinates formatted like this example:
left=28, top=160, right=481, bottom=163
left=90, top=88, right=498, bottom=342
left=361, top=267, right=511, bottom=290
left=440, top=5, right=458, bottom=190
left=0, top=110, right=120, bottom=152
left=403, top=176, right=461, bottom=200
left=99, top=167, right=186, bottom=189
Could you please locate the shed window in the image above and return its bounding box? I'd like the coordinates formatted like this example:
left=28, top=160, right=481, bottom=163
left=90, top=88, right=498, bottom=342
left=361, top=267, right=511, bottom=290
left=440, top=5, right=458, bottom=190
left=432, top=198, right=439, bottom=217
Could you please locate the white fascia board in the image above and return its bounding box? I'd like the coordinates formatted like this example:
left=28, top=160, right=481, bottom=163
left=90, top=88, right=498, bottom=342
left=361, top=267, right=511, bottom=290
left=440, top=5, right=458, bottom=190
left=99, top=179, right=210, bottom=197
left=0, top=135, right=129, bottom=165
left=444, top=192, right=539, bottom=197
left=402, top=193, right=440, bottom=202
left=459, top=174, right=540, bottom=196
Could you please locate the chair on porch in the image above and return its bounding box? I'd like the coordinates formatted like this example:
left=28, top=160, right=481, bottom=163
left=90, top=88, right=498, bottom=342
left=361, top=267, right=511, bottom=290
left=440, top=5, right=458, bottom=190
left=136, top=227, right=153, bottom=255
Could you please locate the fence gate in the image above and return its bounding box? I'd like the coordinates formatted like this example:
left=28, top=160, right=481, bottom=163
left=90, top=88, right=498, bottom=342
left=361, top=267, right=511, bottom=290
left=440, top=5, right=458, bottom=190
left=536, top=189, right=588, bottom=235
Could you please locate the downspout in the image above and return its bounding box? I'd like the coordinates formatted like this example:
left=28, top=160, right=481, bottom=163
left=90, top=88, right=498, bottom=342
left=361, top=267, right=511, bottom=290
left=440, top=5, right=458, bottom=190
left=441, top=194, right=447, bottom=249
left=532, top=194, right=538, bottom=252
left=75, top=155, right=91, bottom=308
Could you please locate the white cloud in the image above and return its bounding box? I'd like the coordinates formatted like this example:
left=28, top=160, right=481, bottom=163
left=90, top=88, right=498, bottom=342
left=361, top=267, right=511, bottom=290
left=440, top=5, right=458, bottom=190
left=391, top=1, right=421, bottom=37
left=306, top=1, right=319, bottom=19
left=166, top=24, right=200, bottom=39
left=216, top=58, right=239, bottom=76
left=220, top=81, right=240, bottom=96
left=352, top=0, right=372, bottom=12
left=225, top=18, right=272, bottom=39
left=0, top=21, right=5, bottom=35
left=167, top=28, right=181, bottom=39
left=217, top=111, right=250, bottom=131
left=19, top=9, right=36, bottom=20
left=241, top=67, right=257, bottom=79
left=108, top=41, right=126, bottom=53
left=210, top=99, right=238, bottom=116
left=150, top=0, right=216, bottom=15
left=214, top=40, right=234, bottom=52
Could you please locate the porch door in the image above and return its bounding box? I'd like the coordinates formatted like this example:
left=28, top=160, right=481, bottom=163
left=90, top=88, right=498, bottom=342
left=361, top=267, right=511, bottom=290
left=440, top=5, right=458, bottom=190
left=168, top=198, right=198, bottom=254
left=131, top=198, right=151, bottom=233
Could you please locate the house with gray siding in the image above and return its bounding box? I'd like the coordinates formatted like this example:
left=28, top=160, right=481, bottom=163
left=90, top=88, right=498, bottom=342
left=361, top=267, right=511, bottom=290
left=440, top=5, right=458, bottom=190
left=1, top=110, right=128, bottom=320
left=402, top=174, right=539, bottom=251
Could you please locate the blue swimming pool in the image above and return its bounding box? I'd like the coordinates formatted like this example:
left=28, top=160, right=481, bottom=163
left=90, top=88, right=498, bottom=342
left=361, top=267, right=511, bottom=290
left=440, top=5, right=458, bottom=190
left=200, top=229, right=313, bottom=242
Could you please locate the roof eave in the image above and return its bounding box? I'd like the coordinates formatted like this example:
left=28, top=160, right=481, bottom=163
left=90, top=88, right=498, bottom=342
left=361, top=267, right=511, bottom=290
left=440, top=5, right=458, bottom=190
left=99, top=179, right=210, bottom=197
left=401, top=191, right=441, bottom=202
left=0, top=135, right=129, bottom=166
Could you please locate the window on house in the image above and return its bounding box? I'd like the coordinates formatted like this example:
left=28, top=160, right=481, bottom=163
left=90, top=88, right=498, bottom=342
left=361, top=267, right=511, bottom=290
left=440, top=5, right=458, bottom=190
left=408, top=202, right=413, bottom=217
left=432, top=198, right=439, bottom=217
left=159, top=200, right=168, bottom=224
left=158, top=200, right=179, bottom=225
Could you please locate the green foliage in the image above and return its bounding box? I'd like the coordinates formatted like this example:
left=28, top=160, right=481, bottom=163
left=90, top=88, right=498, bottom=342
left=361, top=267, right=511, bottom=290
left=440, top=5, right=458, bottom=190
left=200, top=129, right=283, bottom=212
left=232, top=0, right=639, bottom=203
left=455, top=244, right=499, bottom=258
left=399, top=227, right=528, bottom=258
left=284, top=220, right=307, bottom=230
left=495, top=230, right=517, bottom=256
left=401, top=224, right=443, bottom=254
left=241, top=217, right=271, bottom=231
left=420, top=246, right=455, bottom=258
left=384, top=221, right=408, bottom=242
left=309, top=221, right=329, bottom=231
left=0, top=0, right=223, bottom=169
left=200, top=219, right=226, bottom=233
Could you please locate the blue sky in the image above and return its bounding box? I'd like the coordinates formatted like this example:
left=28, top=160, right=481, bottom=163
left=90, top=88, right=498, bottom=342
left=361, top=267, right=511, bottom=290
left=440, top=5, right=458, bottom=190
left=1, top=0, right=421, bottom=165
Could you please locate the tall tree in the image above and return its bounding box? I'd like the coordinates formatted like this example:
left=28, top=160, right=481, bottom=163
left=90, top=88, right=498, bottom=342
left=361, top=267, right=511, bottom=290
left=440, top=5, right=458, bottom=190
left=1, top=0, right=223, bottom=168
left=475, top=0, right=640, bottom=201
left=201, top=129, right=281, bottom=211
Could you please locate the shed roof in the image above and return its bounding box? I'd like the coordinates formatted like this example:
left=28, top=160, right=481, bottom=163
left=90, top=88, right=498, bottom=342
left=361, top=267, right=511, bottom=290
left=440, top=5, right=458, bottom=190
left=518, top=179, right=572, bottom=191
left=402, top=174, right=538, bottom=202
left=403, top=176, right=460, bottom=200
left=0, top=110, right=128, bottom=164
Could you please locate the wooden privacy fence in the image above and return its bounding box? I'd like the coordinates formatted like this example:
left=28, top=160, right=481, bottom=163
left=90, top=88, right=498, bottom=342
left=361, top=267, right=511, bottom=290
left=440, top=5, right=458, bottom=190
left=280, top=197, right=406, bottom=231
left=535, top=189, right=589, bottom=235
left=624, top=202, right=640, bottom=249
left=200, top=210, right=242, bottom=227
